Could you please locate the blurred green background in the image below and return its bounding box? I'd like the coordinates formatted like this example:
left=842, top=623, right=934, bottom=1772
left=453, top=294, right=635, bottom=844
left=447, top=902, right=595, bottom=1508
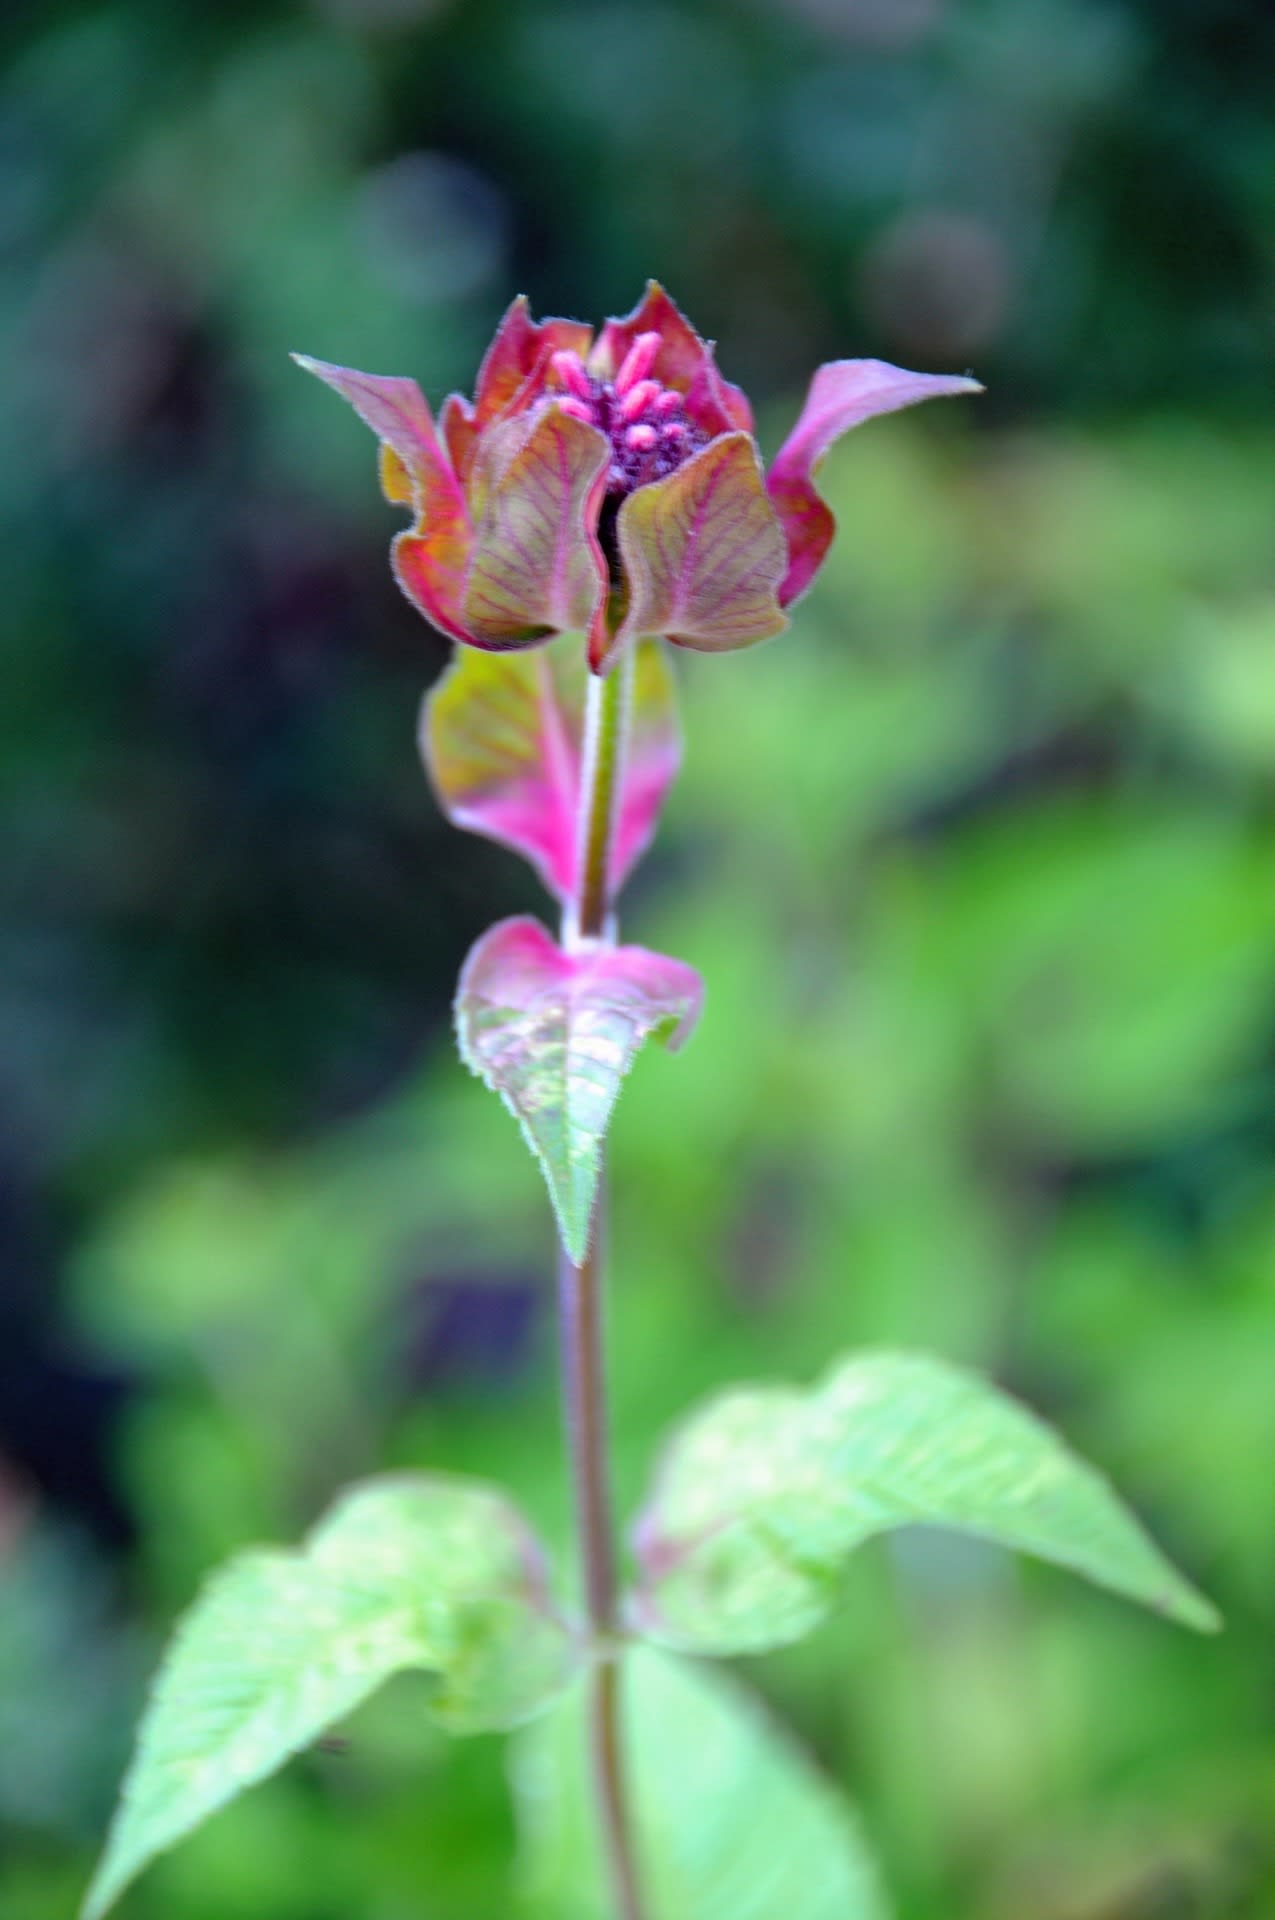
left=3, top=0, right=1274, bottom=1915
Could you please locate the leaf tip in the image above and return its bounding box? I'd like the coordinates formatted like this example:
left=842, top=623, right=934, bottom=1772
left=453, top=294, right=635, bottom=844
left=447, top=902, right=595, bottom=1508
left=1166, top=1582, right=1223, bottom=1636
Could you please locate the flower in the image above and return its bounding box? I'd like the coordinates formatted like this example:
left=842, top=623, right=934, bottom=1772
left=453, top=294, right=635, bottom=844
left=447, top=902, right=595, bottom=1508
left=294, top=283, right=979, bottom=673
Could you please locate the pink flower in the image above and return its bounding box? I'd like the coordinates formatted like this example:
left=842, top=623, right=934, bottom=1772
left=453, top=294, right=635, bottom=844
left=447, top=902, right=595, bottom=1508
left=295, top=283, right=979, bottom=673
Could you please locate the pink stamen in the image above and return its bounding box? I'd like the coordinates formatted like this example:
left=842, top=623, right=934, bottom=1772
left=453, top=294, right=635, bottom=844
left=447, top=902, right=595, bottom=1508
left=556, top=395, right=596, bottom=424
left=652, top=389, right=683, bottom=418
left=549, top=350, right=593, bottom=400
left=624, top=422, right=658, bottom=452
left=619, top=379, right=660, bottom=423
left=662, top=421, right=687, bottom=442
left=614, top=331, right=661, bottom=395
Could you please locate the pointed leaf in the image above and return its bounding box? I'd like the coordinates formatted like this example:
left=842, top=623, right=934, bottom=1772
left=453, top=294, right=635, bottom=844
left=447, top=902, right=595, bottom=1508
left=423, top=634, right=680, bottom=902
left=291, top=355, right=445, bottom=493
left=455, top=917, right=702, bottom=1261
left=461, top=406, right=611, bottom=650
left=513, top=1648, right=890, bottom=1920
left=83, top=1476, right=575, bottom=1920
left=633, top=1351, right=1219, bottom=1655
left=768, top=358, right=981, bottom=607
left=607, top=432, right=789, bottom=667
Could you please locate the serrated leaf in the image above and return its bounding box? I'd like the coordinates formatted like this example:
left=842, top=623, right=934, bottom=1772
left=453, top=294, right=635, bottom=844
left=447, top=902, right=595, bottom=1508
left=423, top=634, right=680, bottom=903
left=513, top=1648, right=889, bottom=1920
left=83, top=1476, right=576, bottom=1920
left=455, top=917, right=703, bottom=1262
left=632, top=1351, right=1219, bottom=1654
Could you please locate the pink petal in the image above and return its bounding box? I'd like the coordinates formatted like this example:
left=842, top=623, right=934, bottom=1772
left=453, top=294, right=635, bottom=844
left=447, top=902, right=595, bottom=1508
left=605, top=432, right=788, bottom=667
left=473, top=296, right=593, bottom=427
left=293, top=354, right=474, bottom=645
left=683, top=353, right=754, bottom=438
left=462, top=406, right=611, bottom=651
left=292, top=355, right=448, bottom=498
left=422, top=635, right=681, bottom=903
left=592, top=282, right=714, bottom=396
left=767, top=358, right=981, bottom=607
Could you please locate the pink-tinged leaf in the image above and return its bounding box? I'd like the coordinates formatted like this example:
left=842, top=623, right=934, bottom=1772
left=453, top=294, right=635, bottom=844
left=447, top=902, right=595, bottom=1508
left=592, top=281, right=714, bottom=395
left=456, top=918, right=703, bottom=1261
left=462, top=406, right=611, bottom=651
left=293, top=354, right=475, bottom=646
left=607, top=432, right=789, bottom=666
left=768, top=358, right=982, bottom=607
left=423, top=634, right=680, bottom=902
left=292, top=355, right=449, bottom=500
left=473, top=296, right=593, bottom=428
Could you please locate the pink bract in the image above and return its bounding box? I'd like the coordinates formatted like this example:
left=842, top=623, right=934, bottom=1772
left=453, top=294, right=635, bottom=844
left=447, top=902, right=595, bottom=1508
left=295, top=284, right=979, bottom=673
left=423, top=636, right=680, bottom=905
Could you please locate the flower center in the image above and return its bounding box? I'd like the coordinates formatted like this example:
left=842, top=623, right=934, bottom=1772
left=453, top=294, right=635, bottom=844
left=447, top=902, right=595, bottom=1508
left=549, top=333, right=707, bottom=497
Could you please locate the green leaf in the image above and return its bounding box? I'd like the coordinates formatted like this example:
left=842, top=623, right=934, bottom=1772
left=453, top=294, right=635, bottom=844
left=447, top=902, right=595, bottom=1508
left=632, top=1351, right=1219, bottom=1654
left=455, top=916, right=703, bottom=1262
left=513, top=1648, right=889, bottom=1920
left=83, top=1475, right=576, bottom=1920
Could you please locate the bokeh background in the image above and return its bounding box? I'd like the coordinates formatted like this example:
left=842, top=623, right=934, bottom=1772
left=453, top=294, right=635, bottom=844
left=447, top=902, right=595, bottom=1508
left=3, top=0, right=1274, bottom=1914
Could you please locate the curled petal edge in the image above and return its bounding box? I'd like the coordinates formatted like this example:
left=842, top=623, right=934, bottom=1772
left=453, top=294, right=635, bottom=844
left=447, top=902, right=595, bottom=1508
left=767, top=358, right=982, bottom=607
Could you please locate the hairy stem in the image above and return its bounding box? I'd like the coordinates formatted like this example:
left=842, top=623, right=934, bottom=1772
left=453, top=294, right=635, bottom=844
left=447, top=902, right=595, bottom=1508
left=575, top=646, right=632, bottom=942
left=558, top=646, right=646, bottom=1920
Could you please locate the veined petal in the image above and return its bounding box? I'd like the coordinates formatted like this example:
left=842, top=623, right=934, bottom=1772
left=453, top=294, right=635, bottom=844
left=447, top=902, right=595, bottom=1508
left=768, top=358, right=981, bottom=607
left=592, top=281, right=714, bottom=395
left=462, top=406, right=611, bottom=651
left=294, top=354, right=474, bottom=644
left=606, top=432, right=788, bottom=667
left=473, top=296, right=593, bottom=427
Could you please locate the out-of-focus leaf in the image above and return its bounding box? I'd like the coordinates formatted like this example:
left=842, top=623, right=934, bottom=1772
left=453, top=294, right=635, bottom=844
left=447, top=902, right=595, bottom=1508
left=83, top=1476, right=576, bottom=1920
left=424, top=634, right=680, bottom=902
left=455, top=916, right=702, bottom=1262
left=632, top=1352, right=1218, bottom=1654
left=513, top=1648, right=889, bottom=1920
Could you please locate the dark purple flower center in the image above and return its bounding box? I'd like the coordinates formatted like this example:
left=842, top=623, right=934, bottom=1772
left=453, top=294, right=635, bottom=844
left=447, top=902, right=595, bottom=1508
left=549, top=335, right=707, bottom=498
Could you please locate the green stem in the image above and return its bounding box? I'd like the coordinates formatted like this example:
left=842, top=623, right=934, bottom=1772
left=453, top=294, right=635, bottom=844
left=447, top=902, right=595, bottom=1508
left=557, top=645, right=646, bottom=1920
left=575, top=647, right=633, bottom=942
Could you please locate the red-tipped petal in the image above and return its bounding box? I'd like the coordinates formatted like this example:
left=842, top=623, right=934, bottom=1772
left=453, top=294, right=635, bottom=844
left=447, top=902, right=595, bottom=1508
left=473, top=296, right=593, bottom=427
left=461, top=406, right=611, bottom=652
left=592, top=282, right=713, bottom=395
left=294, top=353, right=474, bottom=644
left=768, top=358, right=981, bottom=606
left=606, top=431, right=788, bottom=666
